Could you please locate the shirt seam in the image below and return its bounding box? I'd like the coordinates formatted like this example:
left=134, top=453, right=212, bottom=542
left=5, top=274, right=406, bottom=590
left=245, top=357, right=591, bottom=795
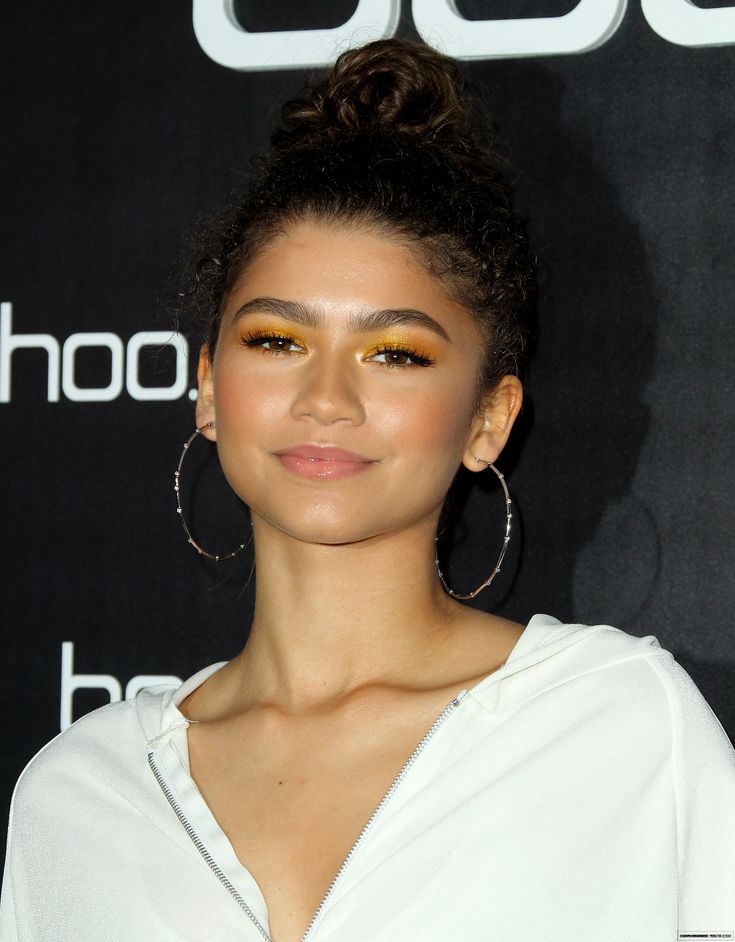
left=639, top=652, right=681, bottom=902
left=474, top=642, right=668, bottom=714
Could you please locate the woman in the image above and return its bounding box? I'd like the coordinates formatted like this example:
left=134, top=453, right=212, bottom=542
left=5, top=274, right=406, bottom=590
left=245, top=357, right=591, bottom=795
left=2, top=38, right=734, bottom=942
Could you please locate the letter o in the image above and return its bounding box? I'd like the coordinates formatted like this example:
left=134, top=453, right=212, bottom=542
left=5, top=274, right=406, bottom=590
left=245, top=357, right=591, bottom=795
left=412, top=0, right=627, bottom=59
left=126, top=331, right=189, bottom=401
left=642, top=0, right=735, bottom=48
left=192, top=0, right=400, bottom=71
left=62, top=333, right=124, bottom=402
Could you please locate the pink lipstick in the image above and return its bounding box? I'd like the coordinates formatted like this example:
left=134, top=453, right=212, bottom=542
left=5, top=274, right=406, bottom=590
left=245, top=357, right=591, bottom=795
left=275, top=445, right=376, bottom=480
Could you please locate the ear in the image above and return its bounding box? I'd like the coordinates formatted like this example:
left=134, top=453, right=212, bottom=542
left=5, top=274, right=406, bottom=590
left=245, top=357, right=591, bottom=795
left=195, top=344, right=217, bottom=441
left=461, top=376, right=523, bottom=472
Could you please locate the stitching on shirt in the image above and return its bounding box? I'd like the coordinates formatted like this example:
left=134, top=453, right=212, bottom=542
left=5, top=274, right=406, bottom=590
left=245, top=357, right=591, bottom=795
left=639, top=653, right=681, bottom=907
left=488, top=641, right=671, bottom=715
left=480, top=624, right=611, bottom=709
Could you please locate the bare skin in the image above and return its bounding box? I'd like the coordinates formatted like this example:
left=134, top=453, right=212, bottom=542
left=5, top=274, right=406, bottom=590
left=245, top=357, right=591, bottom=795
left=180, top=219, right=524, bottom=942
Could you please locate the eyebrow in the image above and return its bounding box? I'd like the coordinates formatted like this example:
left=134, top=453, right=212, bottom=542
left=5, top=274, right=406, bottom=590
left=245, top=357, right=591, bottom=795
left=230, top=297, right=452, bottom=342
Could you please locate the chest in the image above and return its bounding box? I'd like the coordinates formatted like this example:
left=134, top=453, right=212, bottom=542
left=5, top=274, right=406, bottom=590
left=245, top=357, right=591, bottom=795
left=186, top=699, right=451, bottom=942
left=134, top=697, right=673, bottom=942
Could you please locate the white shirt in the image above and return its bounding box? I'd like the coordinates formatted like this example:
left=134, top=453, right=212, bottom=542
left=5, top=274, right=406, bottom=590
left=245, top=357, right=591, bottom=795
left=2, top=614, right=735, bottom=941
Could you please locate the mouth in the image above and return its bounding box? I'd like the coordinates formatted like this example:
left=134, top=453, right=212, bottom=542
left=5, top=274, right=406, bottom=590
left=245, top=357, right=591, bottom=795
left=274, top=444, right=377, bottom=480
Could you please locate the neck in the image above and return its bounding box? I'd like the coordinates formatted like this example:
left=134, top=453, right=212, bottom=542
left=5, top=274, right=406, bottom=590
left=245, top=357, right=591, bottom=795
left=232, top=513, right=460, bottom=712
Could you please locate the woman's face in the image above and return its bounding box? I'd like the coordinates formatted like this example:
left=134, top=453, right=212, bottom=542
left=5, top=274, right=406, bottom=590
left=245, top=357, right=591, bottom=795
left=197, top=219, right=520, bottom=546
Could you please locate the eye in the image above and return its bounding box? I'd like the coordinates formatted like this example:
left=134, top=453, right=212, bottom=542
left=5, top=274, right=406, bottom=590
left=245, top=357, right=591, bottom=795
left=240, top=331, right=305, bottom=355
left=367, top=346, right=435, bottom=368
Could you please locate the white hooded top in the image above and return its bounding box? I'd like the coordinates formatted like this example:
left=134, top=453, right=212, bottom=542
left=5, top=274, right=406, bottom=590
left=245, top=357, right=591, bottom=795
left=2, top=614, right=735, bottom=942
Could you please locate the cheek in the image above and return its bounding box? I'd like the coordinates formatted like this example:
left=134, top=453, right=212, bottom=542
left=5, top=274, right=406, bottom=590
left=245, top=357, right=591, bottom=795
left=371, top=379, right=477, bottom=507
left=367, top=394, right=471, bottom=527
left=209, top=361, right=291, bottom=501
left=213, top=361, right=288, bottom=429
left=376, top=379, right=475, bottom=454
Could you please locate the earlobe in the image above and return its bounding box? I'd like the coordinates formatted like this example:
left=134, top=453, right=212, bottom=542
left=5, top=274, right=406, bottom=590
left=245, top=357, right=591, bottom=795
left=195, top=344, right=217, bottom=440
left=461, top=376, right=523, bottom=472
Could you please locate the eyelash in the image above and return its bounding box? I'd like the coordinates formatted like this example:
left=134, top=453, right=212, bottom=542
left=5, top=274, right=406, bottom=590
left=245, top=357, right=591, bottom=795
left=239, top=331, right=435, bottom=369
left=368, top=344, right=434, bottom=368
left=240, top=331, right=302, bottom=355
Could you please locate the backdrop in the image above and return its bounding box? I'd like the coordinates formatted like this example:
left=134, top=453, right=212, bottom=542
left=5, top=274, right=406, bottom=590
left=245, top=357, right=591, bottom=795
left=2, top=0, right=734, bottom=856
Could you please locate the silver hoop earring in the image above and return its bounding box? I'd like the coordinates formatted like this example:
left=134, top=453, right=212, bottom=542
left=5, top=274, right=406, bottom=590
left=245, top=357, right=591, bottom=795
left=174, top=422, right=251, bottom=561
left=434, top=458, right=512, bottom=600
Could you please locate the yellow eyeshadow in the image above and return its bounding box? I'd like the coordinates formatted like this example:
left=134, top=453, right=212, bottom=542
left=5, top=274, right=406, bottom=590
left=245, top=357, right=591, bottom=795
left=362, top=334, right=435, bottom=358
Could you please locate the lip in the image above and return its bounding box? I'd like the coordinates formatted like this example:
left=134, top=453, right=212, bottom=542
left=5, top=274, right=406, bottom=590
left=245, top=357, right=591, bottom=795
left=274, top=444, right=377, bottom=480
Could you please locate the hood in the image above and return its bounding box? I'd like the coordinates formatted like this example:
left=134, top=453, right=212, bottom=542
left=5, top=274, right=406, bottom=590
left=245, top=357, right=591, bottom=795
left=467, top=613, right=661, bottom=714
left=134, top=613, right=662, bottom=744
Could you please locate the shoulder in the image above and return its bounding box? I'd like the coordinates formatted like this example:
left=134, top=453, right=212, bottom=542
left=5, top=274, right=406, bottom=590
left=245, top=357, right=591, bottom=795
left=497, top=617, right=690, bottom=730
left=10, top=686, right=172, bottom=824
left=557, top=620, right=717, bottom=709
left=2, top=684, right=202, bottom=934
left=530, top=616, right=673, bottom=679
left=532, top=619, right=733, bottom=753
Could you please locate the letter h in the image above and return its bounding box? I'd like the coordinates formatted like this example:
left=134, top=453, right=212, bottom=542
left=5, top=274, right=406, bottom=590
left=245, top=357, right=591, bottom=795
left=0, top=302, right=60, bottom=402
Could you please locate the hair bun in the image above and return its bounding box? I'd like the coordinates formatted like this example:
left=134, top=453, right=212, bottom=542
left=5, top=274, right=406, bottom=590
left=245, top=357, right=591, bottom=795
left=275, top=39, right=476, bottom=151
left=182, top=36, right=533, bottom=390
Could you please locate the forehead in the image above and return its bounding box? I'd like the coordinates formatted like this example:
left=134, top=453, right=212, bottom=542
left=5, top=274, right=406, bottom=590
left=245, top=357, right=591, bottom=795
left=224, top=219, right=477, bottom=333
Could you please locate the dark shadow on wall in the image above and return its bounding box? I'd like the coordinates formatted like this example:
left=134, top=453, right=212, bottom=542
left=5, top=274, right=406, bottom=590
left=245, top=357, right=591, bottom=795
left=437, top=61, right=661, bottom=629
left=676, top=654, right=735, bottom=746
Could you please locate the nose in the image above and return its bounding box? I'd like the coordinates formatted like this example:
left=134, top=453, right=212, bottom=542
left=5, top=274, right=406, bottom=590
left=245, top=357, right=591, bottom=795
left=290, top=354, right=365, bottom=426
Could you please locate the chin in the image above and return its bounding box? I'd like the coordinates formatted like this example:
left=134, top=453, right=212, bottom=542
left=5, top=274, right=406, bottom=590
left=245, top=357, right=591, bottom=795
left=252, top=504, right=392, bottom=547
left=285, top=519, right=383, bottom=547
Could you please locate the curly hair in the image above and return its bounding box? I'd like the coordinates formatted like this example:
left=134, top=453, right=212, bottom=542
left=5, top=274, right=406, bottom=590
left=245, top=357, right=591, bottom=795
left=182, top=38, right=536, bottom=402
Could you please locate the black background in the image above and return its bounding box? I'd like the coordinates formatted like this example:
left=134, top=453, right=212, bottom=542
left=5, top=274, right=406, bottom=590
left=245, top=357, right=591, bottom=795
left=2, top=1, right=734, bottom=858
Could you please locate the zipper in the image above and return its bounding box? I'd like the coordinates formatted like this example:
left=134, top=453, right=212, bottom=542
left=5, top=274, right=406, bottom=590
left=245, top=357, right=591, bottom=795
left=148, top=690, right=467, bottom=942
left=300, top=690, right=467, bottom=940
left=147, top=752, right=271, bottom=941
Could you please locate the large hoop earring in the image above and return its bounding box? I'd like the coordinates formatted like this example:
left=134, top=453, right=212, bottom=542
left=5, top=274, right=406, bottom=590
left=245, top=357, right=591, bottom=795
left=174, top=422, right=251, bottom=561
left=434, top=458, right=512, bottom=600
